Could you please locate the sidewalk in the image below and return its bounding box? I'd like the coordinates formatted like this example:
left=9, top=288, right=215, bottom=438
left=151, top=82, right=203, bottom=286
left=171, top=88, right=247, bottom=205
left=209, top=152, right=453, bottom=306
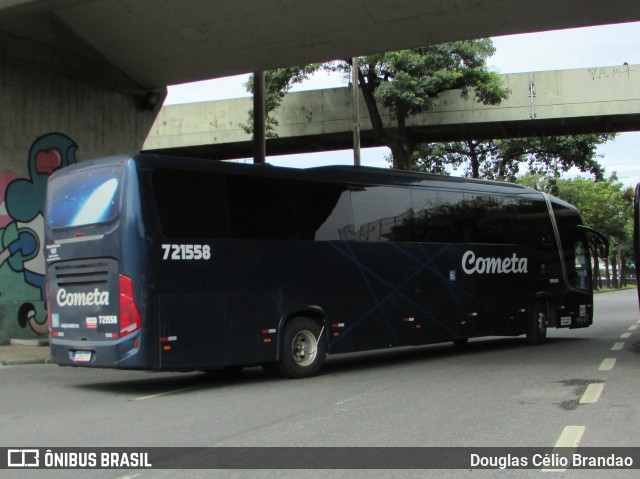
left=0, top=339, right=51, bottom=365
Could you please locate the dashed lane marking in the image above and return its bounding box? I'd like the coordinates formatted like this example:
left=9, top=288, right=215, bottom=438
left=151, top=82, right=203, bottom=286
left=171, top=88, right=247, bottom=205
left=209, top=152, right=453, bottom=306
left=599, top=358, right=616, bottom=371
left=555, top=425, right=585, bottom=447
left=543, top=426, right=586, bottom=473
left=134, top=385, right=202, bottom=401
left=580, top=383, right=605, bottom=404
left=611, top=342, right=625, bottom=351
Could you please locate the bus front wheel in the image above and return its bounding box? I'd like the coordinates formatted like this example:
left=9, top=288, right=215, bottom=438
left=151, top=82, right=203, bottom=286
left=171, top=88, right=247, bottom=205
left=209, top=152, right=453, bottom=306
left=270, top=317, right=326, bottom=379
left=527, top=302, right=548, bottom=345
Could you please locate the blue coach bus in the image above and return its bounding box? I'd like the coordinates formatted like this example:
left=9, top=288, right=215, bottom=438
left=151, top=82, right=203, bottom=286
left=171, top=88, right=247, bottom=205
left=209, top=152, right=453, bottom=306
left=44, top=155, right=608, bottom=378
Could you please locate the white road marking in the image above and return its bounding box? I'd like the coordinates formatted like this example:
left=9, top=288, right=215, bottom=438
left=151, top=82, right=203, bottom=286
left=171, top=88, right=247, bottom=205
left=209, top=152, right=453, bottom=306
left=580, top=383, right=605, bottom=404
left=628, top=324, right=638, bottom=330
left=543, top=426, right=586, bottom=473
left=134, top=385, right=201, bottom=401
left=335, top=390, right=374, bottom=406
left=620, top=333, right=631, bottom=339
left=599, top=358, right=616, bottom=371
left=611, top=342, right=625, bottom=351
left=555, top=426, right=586, bottom=447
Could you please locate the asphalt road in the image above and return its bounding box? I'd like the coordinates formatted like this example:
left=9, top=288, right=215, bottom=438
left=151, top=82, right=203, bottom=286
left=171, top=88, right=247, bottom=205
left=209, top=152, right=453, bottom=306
left=1, top=289, right=639, bottom=478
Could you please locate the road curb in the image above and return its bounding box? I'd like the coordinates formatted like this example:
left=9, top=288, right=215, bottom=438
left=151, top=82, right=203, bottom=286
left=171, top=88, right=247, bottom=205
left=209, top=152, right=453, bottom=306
left=0, top=339, right=52, bottom=366
left=9, top=338, right=50, bottom=347
left=0, top=358, right=51, bottom=366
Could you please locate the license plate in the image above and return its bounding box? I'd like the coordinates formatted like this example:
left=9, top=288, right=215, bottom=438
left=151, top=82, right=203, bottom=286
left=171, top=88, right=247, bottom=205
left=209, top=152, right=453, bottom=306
left=73, top=351, right=92, bottom=363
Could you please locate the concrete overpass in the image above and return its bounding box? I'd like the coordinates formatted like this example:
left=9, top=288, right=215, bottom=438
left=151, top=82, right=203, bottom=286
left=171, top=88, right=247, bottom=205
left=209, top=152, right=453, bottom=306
left=1, top=1, right=639, bottom=164
left=144, top=64, right=640, bottom=159
left=3, top=0, right=638, bottom=90
left=0, top=0, right=639, bottom=342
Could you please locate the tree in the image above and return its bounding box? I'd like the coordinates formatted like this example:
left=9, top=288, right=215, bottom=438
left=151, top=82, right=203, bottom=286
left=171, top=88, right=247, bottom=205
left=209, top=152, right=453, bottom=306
left=412, top=134, right=613, bottom=181
left=244, top=40, right=510, bottom=169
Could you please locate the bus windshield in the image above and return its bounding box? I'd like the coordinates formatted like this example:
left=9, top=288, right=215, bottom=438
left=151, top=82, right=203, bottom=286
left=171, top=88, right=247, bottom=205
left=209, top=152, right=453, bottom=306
left=47, top=165, right=122, bottom=229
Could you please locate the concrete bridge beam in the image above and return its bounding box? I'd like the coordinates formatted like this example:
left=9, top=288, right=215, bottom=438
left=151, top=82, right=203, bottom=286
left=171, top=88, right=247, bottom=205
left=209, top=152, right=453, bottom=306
left=144, top=65, right=640, bottom=160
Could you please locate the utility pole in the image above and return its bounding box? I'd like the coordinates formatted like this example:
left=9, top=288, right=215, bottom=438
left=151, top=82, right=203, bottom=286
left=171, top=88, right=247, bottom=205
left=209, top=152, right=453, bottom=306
left=352, top=57, right=361, bottom=167
left=253, top=71, right=266, bottom=164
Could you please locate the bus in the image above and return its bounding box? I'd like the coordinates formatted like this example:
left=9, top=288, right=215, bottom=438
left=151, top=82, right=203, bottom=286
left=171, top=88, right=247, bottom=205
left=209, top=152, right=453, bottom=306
left=45, top=154, right=608, bottom=378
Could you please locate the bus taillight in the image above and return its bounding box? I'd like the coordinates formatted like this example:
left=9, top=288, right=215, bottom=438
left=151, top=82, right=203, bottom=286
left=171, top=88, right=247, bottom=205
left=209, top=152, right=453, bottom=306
left=119, top=274, right=141, bottom=337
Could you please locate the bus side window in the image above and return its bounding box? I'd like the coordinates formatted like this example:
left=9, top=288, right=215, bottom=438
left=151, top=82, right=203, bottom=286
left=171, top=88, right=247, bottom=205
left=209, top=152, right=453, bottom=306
left=351, top=186, right=414, bottom=242
left=411, top=189, right=467, bottom=244
left=152, top=168, right=230, bottom=239
left=227, top=176, right=296, bottom=240
left=516, top=198, right=555, bottom=251
left=293, top=182, right=355, bottom=241
left=463, top=193, right=517, bottom=244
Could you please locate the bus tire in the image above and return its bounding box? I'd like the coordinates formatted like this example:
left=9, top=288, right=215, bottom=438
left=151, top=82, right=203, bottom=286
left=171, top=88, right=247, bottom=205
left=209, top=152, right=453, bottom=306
left=273, top=317, right=326, bottom=379
left=527, top=301, right=548, bottom=345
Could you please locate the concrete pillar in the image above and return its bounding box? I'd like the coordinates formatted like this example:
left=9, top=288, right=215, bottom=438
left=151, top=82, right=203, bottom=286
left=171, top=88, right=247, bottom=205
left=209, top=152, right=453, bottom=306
left=0, top=35, right=165, bottom=343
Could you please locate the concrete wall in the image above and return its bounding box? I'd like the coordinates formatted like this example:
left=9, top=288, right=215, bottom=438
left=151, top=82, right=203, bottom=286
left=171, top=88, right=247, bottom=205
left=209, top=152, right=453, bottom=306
left=0, top=57, right=164, bottom=344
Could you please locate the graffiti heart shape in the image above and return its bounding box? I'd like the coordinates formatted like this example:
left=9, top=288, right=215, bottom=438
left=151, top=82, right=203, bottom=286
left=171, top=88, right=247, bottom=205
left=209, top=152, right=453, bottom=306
left=35, top=149, right=62, bottom=175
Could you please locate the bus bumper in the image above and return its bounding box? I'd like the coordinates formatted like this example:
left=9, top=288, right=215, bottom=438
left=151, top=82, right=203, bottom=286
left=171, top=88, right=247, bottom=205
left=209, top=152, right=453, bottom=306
left=50, top=331, right=145, bottom=369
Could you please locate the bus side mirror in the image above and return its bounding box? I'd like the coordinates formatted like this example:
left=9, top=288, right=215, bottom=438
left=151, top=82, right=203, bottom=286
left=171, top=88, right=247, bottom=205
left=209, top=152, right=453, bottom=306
left=577, top=225, right=609, bottom=258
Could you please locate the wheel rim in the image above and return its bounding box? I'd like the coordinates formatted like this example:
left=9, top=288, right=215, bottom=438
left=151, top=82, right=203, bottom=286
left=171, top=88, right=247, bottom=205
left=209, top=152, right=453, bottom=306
left=291, top=329, right=317, bottom=367
left=537, top=311, right=547, bottom=335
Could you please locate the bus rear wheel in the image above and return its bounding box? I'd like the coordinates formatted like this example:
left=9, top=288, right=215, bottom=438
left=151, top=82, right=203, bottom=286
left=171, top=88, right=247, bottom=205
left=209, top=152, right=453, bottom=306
left=271, top=317, right=326, bottom=379
left=527, top=302, right=548, bottom=345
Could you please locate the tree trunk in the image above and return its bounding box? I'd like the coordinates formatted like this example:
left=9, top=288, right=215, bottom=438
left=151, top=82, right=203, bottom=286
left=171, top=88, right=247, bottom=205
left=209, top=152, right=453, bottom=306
left=388, top=142, right=412, bottom=170
left=389, top=114, right=415, bottom=170
left=357, top=63, right=415, bottom=170
left=467, top=141, right=480, bottom=178
left=617, top=250, right=624, bottom=288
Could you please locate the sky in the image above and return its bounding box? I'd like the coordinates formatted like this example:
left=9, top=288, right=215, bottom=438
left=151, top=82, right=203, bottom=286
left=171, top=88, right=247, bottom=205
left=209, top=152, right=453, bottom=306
left=165, top=21, right=640, bottom=188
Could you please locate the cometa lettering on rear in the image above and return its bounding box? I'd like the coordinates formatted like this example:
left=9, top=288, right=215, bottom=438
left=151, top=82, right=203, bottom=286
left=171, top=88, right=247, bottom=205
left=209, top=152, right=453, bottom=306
left=462, top=250, right=528, bottom=275
left=56, top=288, right=110, bottom=307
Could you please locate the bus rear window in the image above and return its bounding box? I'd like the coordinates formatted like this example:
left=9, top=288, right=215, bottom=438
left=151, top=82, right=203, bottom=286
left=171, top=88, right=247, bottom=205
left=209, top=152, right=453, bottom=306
left=47, top=166, right=122, bottom=228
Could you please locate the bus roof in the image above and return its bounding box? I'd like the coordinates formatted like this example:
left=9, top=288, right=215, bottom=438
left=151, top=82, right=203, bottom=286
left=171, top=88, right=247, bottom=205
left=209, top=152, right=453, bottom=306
left=307, top=164, right=528, bottom=190
left=60, top=153, right=540, bottom=198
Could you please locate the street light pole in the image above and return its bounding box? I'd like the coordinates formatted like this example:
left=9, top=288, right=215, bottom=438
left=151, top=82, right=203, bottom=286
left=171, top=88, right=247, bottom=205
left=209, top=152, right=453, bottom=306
left=253, top=71, right=266, bottom=164
left=352, top=57, right=361, bottom=167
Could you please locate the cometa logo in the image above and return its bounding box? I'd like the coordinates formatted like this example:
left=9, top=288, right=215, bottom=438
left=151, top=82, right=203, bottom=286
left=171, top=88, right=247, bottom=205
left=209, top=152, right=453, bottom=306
left=461, top=250, right=528, bottom=275
left=56, top=288, right=110, bottom=307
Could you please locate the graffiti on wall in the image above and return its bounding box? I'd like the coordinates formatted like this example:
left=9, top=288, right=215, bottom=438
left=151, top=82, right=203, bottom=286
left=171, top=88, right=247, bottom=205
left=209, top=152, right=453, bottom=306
left=0, top=133, right=77, bottom=336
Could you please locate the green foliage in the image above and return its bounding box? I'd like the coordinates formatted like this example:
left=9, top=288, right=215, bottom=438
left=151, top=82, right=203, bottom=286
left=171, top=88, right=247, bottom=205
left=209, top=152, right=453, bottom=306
left=244, top=40, right=510, bottom=168
left=554, top=175, right=630, bottom=241
left=413, top=134, right=613, bottom=180
left=369, top=41, right=507, bottom=119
